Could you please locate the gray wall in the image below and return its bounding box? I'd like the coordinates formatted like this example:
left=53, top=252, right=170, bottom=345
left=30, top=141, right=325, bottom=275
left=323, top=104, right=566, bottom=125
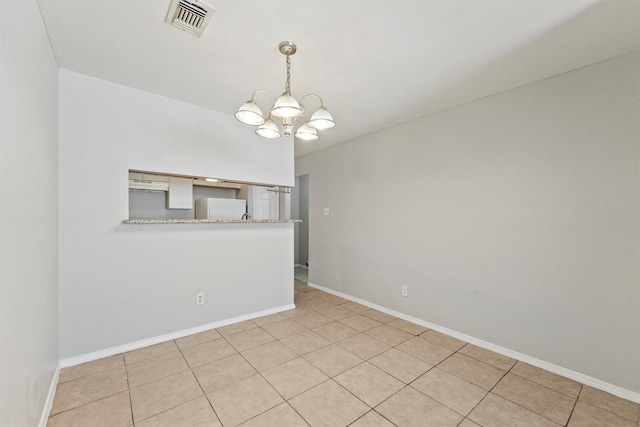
left=0, top=0, right=60, bottom=425
left=296, top=52, right=640, bottom=394
left=59, top=70, right=294, bottom=359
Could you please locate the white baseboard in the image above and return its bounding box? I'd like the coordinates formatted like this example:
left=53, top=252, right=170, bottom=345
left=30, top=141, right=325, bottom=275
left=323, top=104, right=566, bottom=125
left=307, top=281, right=640, bottom=404
left=294, top=264, right=308, bottom=270
left=59, top=304, right=295, bottom=369
left=39, top=361, right=61, bottom=427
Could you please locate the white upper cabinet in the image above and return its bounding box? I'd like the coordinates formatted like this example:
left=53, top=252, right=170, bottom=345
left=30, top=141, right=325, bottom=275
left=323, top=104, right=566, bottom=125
left=167, top=176, right=193, bottom=209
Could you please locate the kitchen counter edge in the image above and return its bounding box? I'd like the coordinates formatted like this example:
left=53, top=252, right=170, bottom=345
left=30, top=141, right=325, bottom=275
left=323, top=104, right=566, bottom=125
left=123, top=219, right=302, bottom=224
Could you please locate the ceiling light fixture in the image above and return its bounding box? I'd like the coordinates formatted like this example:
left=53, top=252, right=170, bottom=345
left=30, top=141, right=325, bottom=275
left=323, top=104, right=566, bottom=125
left=235, top=41, right=335, bottom=142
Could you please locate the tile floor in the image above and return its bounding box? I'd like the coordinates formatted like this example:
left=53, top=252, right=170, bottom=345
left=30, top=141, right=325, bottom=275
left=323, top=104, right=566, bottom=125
left=47, top=280, right=640, bottom=427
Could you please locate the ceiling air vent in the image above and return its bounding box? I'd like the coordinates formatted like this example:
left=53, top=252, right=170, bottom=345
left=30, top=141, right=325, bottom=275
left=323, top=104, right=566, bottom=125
left=165, top=0, right=215, bottom=37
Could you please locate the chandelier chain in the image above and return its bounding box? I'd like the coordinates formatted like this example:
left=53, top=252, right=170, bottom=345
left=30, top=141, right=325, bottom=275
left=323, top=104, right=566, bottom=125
left=285, top=54, right=291, bottom=94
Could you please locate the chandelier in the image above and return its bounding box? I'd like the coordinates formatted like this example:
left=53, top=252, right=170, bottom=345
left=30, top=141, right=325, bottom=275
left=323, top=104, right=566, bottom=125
left=235, top=41, right=335, bottom=141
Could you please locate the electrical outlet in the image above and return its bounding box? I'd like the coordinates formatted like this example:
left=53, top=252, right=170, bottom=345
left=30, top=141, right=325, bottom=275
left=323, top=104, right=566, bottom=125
left=195, top=292, right=205, bottom=306
left=323, top=208, right=330, bottom=216
left=401, top=286, right=408, bottom=297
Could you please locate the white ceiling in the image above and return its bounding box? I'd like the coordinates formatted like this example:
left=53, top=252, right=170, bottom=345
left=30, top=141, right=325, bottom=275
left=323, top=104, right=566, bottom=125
left=37, top=0, right=639, bottom=157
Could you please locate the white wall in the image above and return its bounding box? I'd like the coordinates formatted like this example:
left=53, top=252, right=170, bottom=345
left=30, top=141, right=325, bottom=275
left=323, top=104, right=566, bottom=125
left=0, top=1, right=60, bottom=425
left=59, top=70, right=294, bottom=358
left=296, top=52, right=640, bottom=394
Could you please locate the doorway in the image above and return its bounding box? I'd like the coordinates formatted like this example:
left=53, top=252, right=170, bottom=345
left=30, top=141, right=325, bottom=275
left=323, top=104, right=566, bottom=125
left=293, top=175, right=309, bottom=282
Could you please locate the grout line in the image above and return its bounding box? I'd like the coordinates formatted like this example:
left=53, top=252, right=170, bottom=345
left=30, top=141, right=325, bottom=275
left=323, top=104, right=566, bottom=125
left=122, top=355, right=135, bottom=427
left=564, top=384, right=583, bottom=427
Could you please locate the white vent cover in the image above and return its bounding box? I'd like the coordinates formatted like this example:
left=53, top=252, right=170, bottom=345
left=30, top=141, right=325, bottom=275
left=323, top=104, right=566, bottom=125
left=165, top=0, right=215, bottom=37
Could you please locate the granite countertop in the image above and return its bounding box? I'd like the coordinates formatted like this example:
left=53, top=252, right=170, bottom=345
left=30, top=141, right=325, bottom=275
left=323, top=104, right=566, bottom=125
left=123, top=219, right=302, bottom=224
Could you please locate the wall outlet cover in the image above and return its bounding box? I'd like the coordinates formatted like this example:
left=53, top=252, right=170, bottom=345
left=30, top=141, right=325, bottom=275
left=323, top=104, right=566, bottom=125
left=196, top=292, right=205, bottom=306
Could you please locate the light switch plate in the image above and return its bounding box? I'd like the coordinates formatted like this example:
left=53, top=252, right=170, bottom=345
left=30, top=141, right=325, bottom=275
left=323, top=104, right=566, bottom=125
left=323, top=208, right=329, bottom=216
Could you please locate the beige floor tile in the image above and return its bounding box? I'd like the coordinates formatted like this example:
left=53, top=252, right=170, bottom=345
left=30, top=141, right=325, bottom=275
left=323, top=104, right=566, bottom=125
left=419, top=330, right=466, bottom=351
left=334, top=362, right=404, bottom=407
left=225, top=327, right=275, bottom=352
left=313, top=321, right=360, bottom=342
left=350, top=411, right=396, bottom=427
left=192, top=353, right=256, bottom=393
left=282, top=306, right=314, bottom=317
left=376, top=386, right=463, bottom=427
left=280, top=330, right=331, bottom=355
left=207, top=374, right=284, bottom=426
left=294, top=281, right=310, bottom=291
left=262, top=357, right=329, bottom=399
left=181, top=338, right=237, bottom=368
left=468, top=393, right=560, bottom=427
left=458, top=344, right=516, bottom=370
left=337, top=333, right=390, bottom=360
left=126, top=351, right=189, bottom=388
left=124, top=341, right=178, bottom=365
left=361, top=309, right=397, bottom=323
left=317, top=293, right=350, bottom=305
left=339, top=314, right=383, bottom=332
left=216, top=320, right=257, bottom=337
left=396, top=336, right=453, bottom=366
left=294, top=293, right=319, bottom=304
left=58, top=354, right=125, bottom=384
left=303, top=289, right=325, bottom=299
left=130, top=370, right=203, bottom=423
left=458, top=418, right=482, bottom=427
left=241, top=340, right=298, bottom=371
left=289, top=380, right=369, bottom=427
left=301, top=298, right=336, bottom=311
left=387, top=318, right=428, bottom=335
left=260, top=318, right=307, bottom=339
left=412, top=368, right=488, bottom=416
left=51, top=366, right=128, bottom=415
left=292, top=312, right=333, bottom=328
left=47, top=391, right=131, bottom=427
left=578, top=386, right=640, bottom=422
left=304, top=344, right=363, bottom=377
left=568, top=401, right=637, bottom=427
left=493, top=373, right=576, bottom=425
left=511, top=362, right=581, bottom=398
left=341, top=301, right=371, bottom=314
left=364, top=324, right=413, bottom=346
left=252, top=311, right=290, bottom=327
left=369, top=348, right=432, bottom=384
left=135, top=396, right=221, bottom=427
left=239, top=403, right=308, bottom=427
left=438, top=353, right=506, bottom=390
left=296, top=300, right=328, bottom=311
left=317, top=305, right=356, bottom=320
left=174, top=329, right=222, bottom=349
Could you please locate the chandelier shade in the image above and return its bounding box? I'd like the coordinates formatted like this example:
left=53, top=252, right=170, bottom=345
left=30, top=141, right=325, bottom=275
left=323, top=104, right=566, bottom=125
left=308, top=106, right=335, bottom=129
left=271, top=94, right=304, bottom=119
left=234, top=100, right=265, bottom=126
left=295, top=122, right=319, bottom=141
left=255, top=118, right=280, bottom=138
left=235, top=41, right=334, bottom=141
